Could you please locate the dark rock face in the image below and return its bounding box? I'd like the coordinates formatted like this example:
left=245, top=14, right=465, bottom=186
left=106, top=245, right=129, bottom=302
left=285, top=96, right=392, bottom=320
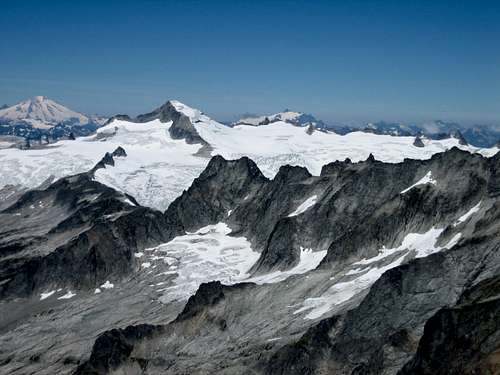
left=134, top=100, right=183, bottom=124
left=175, top=281, right=226, bottom=321
left=112, top=146, right=127, bottom=157
left=75, top=281, right=256, bottom=374
left=122, top=100, right=209, bottom=147
left=103, top=114, right=132, bottom=125
left=164, top=155, right=268, bottom=234
left=160, top=148, right=497, bottom=279
left=413, top=135, right=425, bottom=147
left=450, top=129, right=469, bottom=145
left=320, top=148, right=491, bottom=267
left=168, top=113, right=208, bottom=146
left=266, top=234, right=500, bottom=375
left=0, top=171, right=170, bottom=299
left=74, top=324, right=164, bottom=375
left=1, top=149, right=500, bottom=375
left=91, top=146, right=127, bottom=172
left=399, top=277, right=500, bottom=375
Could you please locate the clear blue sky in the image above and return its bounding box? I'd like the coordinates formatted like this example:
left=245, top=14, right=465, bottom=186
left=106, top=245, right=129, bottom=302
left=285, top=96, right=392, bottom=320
left=1, top=0, right=499, bottom=124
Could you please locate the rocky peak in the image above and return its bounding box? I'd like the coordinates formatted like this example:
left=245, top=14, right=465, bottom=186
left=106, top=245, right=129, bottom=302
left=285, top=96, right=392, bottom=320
left=449, top=129, right=468, bottom=145
left=91, top=147, right=128, bottom=173
left=274, top=165, right=312, bottom=184
left=135, top=100, right=183, bottom=124
left=175, top=281, right=226, bottom=321
left=413, top=135, right=425, bottom=148
left=164, top=155, right=268, bottom=233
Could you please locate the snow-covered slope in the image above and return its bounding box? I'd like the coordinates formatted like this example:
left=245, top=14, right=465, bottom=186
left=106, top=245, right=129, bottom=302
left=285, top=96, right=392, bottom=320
left=0, top=96, right=89, bottom=128
left=233, top=110, right=324, bottom=128
left=0, top=100, right=497, bottom=211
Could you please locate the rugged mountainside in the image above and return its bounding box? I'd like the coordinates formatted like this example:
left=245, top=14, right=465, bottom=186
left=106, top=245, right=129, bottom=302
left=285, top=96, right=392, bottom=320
left=1, top=145, right=498, bottom=374
left=74, top=149, right=499, bottom=375
left=0, top=96, right=106, bottom=142
left=0, top=149, right=170, bottom=300
left=0, top=98, right=499, bottom=374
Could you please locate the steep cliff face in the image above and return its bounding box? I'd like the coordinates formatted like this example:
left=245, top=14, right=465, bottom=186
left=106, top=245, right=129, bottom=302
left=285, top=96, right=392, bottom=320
left=164, top=155, right=268, bottom=234
left=266, top=236, right=500, bottom=375
left=0, top=169, right=170, bottom=299
left=399, top=276, right=500, bottom=375
left=131, top=100, right=210, bottom=146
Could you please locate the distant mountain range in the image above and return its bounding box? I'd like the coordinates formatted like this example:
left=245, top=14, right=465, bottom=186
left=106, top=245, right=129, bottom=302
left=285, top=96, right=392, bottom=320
left=0, top=96, right=107, bottom=144
left=1, top=96, right=499, bottom=148
left=234, top=112, right=500, bottom=147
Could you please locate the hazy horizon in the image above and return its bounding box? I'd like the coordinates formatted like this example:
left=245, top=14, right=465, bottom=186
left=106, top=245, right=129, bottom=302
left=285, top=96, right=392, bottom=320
left=1, top=0, right=499, bottom=126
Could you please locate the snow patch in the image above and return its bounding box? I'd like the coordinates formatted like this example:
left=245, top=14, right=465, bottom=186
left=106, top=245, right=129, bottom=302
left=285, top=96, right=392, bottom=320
left=248, top=247, right=327, bottom=284
left=57, top=291, right=76, bottom=300
left=295, top=227, right=461, bottom=319
left=401, top=171, right=436, bottom=194
left=288, top=195, right=318, bottom=217
left=101, top=280, right=114, bottom=289
left=454, top=201, right=481, bottom=226
left=40, top=290, right=55, bottom=300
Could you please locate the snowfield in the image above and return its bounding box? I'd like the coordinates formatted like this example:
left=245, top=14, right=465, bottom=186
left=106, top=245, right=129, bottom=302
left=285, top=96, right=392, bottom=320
left=0, top=101, right=497, bottom=210
left=136, top=223, right=326, bottom=304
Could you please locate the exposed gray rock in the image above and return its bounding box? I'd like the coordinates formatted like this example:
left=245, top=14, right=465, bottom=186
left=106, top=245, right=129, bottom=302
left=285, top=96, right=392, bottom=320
left=450, top=129, right=469, bottom=146
left=112, top=146, right=127, bottom=157
left=413, top=135, right=425, bottom=147
left=399, top=276, right=500, bottom=375
left=91, top=146, right=127, bottom=172
left=1, top=148, right=500, bottom=375
left=103, top=114, right=132, bottom=126
left=0, top=170, right=169, bottom=300
left=164, top=155, right=268, bottom=234
left=107, top=100, right=211, bottom=148
left=168, top=113, right=208, bottom=146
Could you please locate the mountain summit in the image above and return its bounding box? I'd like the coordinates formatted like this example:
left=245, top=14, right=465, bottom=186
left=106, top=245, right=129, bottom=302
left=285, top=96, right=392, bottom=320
left=0, top=96, right=106, bottom=140
left=233, top=110, right=327, bottom=129
left=0, top=96, right=89, bottom=128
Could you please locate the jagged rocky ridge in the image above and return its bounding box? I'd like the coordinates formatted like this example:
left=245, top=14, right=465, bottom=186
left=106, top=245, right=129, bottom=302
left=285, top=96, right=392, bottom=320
left=74, top=148, right=499, bottom=374
left=0, top=148, right=170, bottom=299
left=106, top=100, right=209, bottom=147
left=0, top=148, right=499, bottom=374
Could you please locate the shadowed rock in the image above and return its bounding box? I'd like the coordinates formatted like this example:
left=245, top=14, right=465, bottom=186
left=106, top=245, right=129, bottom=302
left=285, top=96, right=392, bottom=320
left=413, top=135, right=425, bottom=147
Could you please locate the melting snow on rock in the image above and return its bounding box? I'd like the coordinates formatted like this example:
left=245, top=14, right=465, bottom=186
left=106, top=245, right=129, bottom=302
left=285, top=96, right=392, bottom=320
left=294, top=226, right=461, bottom=320
left=454, top=201, right=481, bottom=226
left=288, top=195, right=318, bottom=217
left=400, top=171, right=436, bottom=194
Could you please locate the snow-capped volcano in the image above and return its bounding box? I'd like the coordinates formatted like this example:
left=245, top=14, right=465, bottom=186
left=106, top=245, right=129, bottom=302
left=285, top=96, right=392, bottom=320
left=0, top=96, right=89, bottom=128
left=0, top=96, right=106, bottom=141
